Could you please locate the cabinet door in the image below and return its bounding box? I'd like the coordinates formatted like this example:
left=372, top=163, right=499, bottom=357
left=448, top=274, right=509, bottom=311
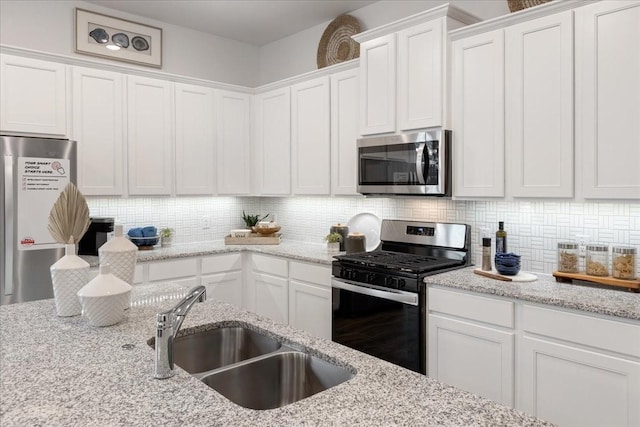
left=127, top=75, right=173, bottom=195
left=201, top=271, right=242, bottom=307
left=397, top=19, right=443, bottom=130
left=175, top=83, right=215, bottom=195
left=452, top=30, right=505, bottom=198
left=289, top=280, right=331, bottom=340
left=217, top=90, right=251, bottom=195
left=518, top=336, right=640, bottom=427
left=330, top=68, right=359, bottom=195
left=429, top=314, right=514, bottom=406
left=253, top=272, right=288, bottom=325
left=576, top=1, right=640, bottom=200
left=291, top=76, right=330, bottom=195
left=253, top=87, right=291, bottom=195
left=72, top=67, right=124, bottom=196
left=0, top=55, right=67, bottom=136
left=506, top=11, right=574, bottom=198
left=359, top=34, right=396, bottom=135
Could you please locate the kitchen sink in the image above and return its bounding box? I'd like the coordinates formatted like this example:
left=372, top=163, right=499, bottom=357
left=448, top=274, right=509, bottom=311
left=168, top=326, right=282, bottom=374
left=150, top=324, right=355, bottom=409
left=201, top=351, right=354, bottom=410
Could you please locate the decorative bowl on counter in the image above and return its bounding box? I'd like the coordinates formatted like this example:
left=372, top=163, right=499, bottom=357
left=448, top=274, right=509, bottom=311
left=495, top=252, right=521, bottom=276
left=127, top=235, right=160, bottom=249
left=255, top=225, right=281, bottom=236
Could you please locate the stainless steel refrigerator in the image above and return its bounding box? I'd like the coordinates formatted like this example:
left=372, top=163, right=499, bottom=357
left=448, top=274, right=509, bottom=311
left=1, top=135, right=77, bottom=305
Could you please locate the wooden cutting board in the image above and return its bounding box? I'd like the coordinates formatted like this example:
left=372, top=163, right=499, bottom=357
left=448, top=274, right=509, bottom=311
left=474, top=268, right=538, bottom=282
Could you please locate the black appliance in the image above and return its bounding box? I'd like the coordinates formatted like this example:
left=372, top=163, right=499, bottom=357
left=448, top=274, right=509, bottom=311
left=357, top=128, right=451, bottom=196
left=331, top=219, right=471, bottom=374
left=78, top=217, right=114, bottom=256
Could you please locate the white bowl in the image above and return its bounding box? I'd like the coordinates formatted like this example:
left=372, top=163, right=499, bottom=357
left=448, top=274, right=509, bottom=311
left=231, top=229, right=251, bottom=238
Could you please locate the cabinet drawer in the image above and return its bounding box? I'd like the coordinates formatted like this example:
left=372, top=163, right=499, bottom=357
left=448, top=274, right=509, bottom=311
left=148, top=258, right=198, bottom=281
left=522, top=305, right=640, bottom=358
left=201, top=253, right=242, bottom=274
left=289, top=261, right=330, bottom=287
left=250, top=254, right=288, bottom=277
left=429, top=287, right=514, bottom=328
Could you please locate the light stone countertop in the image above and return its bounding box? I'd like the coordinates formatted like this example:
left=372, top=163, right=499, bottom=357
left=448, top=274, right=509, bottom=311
left=423, top=267, right=640, bottom=321
left=0, top=298, right=552, bottom=426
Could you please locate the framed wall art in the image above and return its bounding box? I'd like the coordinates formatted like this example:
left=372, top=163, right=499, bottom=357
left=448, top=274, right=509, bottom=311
left=75, top=8, right=162, bottom=68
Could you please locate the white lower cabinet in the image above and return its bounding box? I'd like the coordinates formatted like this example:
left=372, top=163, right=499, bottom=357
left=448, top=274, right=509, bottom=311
left=200, top=253, right=243, bottom=307
left=428, top=287, right=515, bottom=406
left=518, top=304, right=640, bottom=427
left=254, top=272, right=289, bottom=325
left=428, top=286, right=640, bottom=427
left=148, top=258, right=199, bottom=288
left=288, top=261, right=331, bottom=340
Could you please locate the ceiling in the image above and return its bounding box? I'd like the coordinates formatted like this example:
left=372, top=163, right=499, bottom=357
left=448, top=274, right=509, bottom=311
left=84, top=0, right=377, bottom=46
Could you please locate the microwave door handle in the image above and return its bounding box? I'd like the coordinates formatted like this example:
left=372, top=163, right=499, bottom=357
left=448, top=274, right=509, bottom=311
left=415, top=143, right=426, bottom=184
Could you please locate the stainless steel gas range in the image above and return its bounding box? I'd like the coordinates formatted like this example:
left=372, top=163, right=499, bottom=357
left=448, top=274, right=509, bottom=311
left=331, top=219, right=471, bottom=374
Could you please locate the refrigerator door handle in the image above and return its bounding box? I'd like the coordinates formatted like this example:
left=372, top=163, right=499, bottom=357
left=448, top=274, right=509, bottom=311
left=3, top=155, right=14, bottom=296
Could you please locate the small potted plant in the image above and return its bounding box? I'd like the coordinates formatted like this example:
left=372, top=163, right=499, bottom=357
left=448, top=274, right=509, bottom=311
left=325, top=232, right=342, bottom=253
left=160, top=228, right=174, bottom=247
left=242, top=210, right=269, bottom=231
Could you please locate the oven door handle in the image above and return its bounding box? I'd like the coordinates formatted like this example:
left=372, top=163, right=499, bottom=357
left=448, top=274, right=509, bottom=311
left=331, top=279, right=419, bottom=306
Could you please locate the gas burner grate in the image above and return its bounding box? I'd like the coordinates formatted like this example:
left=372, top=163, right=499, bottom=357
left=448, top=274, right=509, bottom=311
left=336, top=251, right=463, bottom=273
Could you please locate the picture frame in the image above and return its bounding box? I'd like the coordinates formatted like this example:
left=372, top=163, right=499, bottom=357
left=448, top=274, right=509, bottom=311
left=75, top=8, right=162, bottom=68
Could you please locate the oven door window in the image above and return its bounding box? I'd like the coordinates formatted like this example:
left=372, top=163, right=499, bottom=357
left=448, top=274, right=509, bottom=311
left=359, top=142, right=439, bottom=186
left=332, top=287, right=423, bottom=374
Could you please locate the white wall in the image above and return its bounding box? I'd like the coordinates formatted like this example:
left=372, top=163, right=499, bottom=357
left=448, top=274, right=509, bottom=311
left=0, top=0, right=260, bottom=86
left=258, top=0, right=510, bottom=84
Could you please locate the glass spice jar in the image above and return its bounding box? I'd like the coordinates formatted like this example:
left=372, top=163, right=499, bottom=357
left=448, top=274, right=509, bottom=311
left=557, top=242, right=579, bottom=273
left=611, top=245, right=636, bottom=280
left=586, top=244, right=609, bottom=277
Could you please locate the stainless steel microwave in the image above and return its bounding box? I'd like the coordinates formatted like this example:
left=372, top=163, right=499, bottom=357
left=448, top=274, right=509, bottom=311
left=357, top=128, right=451, bottom=196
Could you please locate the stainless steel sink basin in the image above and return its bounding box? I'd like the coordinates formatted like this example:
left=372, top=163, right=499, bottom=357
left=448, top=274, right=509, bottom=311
left=170, top=327, right=281, bottom=374
left=201, top=351, right=354, bottom=410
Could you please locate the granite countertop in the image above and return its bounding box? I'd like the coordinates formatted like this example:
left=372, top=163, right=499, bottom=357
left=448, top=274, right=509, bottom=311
left=424, top=267, right=640, bottom=321
left=0, top=299, right=551, bottom=426
left=82, top=240, right=339, bottom=268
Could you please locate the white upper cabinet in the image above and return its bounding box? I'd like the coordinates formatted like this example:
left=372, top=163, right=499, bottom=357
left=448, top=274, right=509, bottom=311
left=505, top=11, right=574, bottom=198
left=358, top=34, right=397, bottom=135
left=330, top=68, right=359, bottom=195
left=1, top=54, right=67, bottom=136
left=216, top=90, right=252, bottom=195
left=397, top=19, right=443, bottom=131
left=576, top=1, right=640, bottom=200
left=174, top=83, right=216, bottom=195
left=253, top=87, right=291, bottom=196
left=452, top=29, right=505, bottom=198
left=127, top=75, right=173, bottom=195
left=355, top=5, right=479, bottom=136
left=72, top=67, right=124, bottom=196
left=291, top=76, right=331, bottom=195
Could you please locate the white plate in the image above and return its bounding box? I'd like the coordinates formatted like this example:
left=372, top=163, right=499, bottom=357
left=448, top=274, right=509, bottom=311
left=347, top=213, right=381, bottom=252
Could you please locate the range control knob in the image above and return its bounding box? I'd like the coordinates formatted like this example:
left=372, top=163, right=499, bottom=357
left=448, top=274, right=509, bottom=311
left=349, top=270, right=358, bottom=280
left=366, top=273, right=376, bottom=283
left=384, top=276, right=395, bottom=287
left=397, top=279, right=406, bottom=289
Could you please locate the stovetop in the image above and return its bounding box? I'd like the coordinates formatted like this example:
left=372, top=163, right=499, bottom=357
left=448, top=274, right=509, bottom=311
left=334, top=250, right=465, bottom=274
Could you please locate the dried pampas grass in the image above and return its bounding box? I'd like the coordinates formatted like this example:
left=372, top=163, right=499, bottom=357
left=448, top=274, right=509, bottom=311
left=48, top=183, right=91, bottom=245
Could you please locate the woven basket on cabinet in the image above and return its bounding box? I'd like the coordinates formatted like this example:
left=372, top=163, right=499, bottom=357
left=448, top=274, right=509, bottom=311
left=507, top=0, right=553, bottom=13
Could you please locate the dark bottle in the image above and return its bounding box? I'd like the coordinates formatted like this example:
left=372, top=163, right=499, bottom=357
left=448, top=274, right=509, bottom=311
left=496, top=222, right=507, bottom=254
left=482, top=237, right=492, bottom=271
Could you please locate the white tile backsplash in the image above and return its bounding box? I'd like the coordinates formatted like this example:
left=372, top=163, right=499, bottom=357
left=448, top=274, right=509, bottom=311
left=87, top=196, right=640, bottom=275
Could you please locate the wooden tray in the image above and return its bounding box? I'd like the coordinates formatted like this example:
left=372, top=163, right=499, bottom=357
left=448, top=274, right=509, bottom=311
left=224, top=233, right=281, bottom=245
left=552, top=271, right=640, bottom=292
left=474, top=268, right=538, bottom=282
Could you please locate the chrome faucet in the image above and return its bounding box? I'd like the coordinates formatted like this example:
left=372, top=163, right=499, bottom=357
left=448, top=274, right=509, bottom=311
left=154, top=285, right=207, bottom=379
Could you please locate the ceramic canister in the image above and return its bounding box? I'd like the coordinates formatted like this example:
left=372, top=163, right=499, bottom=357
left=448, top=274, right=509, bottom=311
left=50, top=244, right=90, bottom=316
left=330, top=223, right=349, bottom=251
left=345, top=232, right=366, bottom=254
left=98, top=224, right=137, bottom=285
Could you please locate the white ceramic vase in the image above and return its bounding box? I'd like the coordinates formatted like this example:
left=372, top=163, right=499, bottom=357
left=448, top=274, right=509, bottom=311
left=50, top=244, right=89, bottom=317
left=98, top=224, right=137, bottom=285
left=77, top=264, right=132, bottom=327
left=327, top=242, right=341, bottom=253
